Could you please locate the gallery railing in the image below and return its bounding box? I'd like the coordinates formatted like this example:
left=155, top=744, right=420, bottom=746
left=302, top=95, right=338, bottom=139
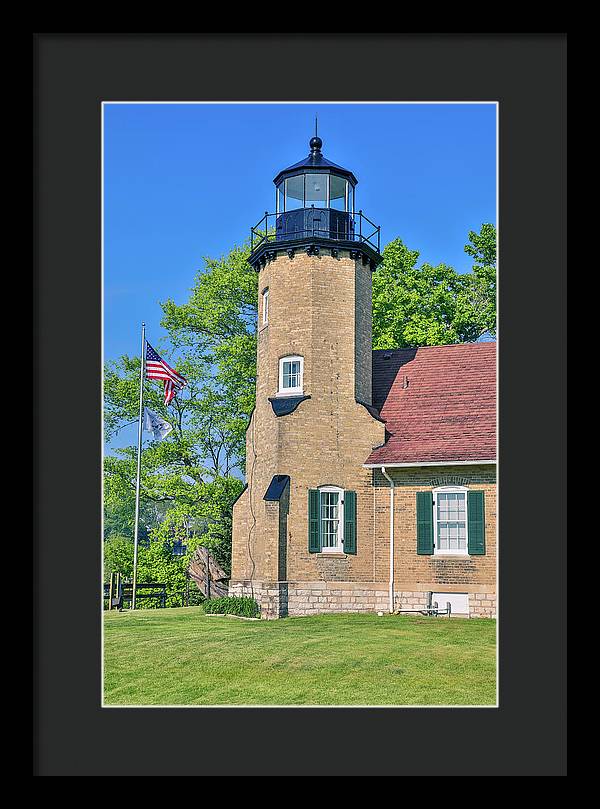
left=250, top=208, right=381, bottom=254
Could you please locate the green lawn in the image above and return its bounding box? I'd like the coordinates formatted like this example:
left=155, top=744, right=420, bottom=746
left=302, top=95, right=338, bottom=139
left=103, top=608, right=496, bottom=706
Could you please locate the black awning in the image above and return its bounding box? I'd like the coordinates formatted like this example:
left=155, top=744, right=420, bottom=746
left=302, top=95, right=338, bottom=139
left=263, top=475, right=290, bottom=502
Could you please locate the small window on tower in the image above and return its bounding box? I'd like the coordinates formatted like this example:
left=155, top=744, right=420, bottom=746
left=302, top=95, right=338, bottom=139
left=262, top=288, right=269, bottom=325
left=278, top=355, right=304, bottom=396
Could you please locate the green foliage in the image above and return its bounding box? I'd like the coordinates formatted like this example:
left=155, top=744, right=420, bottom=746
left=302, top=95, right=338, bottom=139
left=149, top=485, right=240, bottom=574
left=104, top=342, right=245, bottom=575
left=465, top=222, right=496, bottom=267
left=136, top=541, right=190, bottom=608
left=372, top=224, right=497, bottom=348
left=104, top=535, right=135, bottom=579
left=103, top=457, right=169, bottom=541
left=204, top=596, right=260, bottom=618
left=464, top=223, right=497, bottom=338
left=103, top=533, right=191, bottom=607
left=160, top=242, right=258, bottom=452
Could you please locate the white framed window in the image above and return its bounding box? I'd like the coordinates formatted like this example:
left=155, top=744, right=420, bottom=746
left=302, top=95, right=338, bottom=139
left=319, top=486, right=344, bottom=552
left=261, top=288, right=269, bottom=325
left=433, top=486, right=469, bottom=555
left=278, top=355, right=303, bottom=396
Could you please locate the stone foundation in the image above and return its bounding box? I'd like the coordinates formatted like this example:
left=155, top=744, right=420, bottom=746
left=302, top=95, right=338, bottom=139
left=394, top=590, right=496, bottom=618
left=230, top=581, right=496, bottom=619
left=394, top=591, right=430, bottom=612
left=470, top=593, right=496, bottom=618
left=287, top=582, right=389, bottom=616
left=230, top=580, right=389, bottom=619
left=229, top=581, right=287, bottom=620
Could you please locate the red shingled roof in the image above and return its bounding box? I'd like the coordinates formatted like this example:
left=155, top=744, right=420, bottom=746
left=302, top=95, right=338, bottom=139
left=365, top=343, right=496, bottom=465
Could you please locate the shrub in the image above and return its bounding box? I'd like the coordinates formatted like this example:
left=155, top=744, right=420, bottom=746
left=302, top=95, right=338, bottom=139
left=204, top=596, right=260, bottom=618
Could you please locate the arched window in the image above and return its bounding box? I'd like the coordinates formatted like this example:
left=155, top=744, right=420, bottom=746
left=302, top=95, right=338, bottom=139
left=261, top=287, right=269, bottom=325
left=278, top=355, right=303, bottom=396
left=432, top=486, right=469, bottom=555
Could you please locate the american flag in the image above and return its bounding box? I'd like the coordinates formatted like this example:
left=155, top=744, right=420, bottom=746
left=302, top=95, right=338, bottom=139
left=145, top=342, right=187, bottom=406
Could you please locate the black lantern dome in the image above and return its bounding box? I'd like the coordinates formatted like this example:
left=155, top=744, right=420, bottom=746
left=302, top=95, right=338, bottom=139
left=273, top=135, right=358, bottom=189
left=249, top=135, right=381, bottom=271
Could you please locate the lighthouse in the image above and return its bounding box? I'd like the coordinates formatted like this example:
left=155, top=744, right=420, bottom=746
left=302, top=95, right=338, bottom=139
left=230, top=133, right=387, bottom=618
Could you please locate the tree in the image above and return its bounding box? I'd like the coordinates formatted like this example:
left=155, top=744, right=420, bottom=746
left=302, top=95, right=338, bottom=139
left=103, top=533, right=194, bottom=607
left=103, top=535, right=135, bottom=579
left=103, top=454, right=169, bottom=541
left=104, top=346, right=244, bottom=574
left=372, top=224, right=496, bottom=348
left=465, top=222, right=496, bottom=268
left=136, top=540, right=190, bottom=607
left=464, top=223, right=497, bottom=338
left=160, top=243, right=258, bottom=455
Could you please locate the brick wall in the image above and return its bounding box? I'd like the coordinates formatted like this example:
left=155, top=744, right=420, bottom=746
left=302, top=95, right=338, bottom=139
left=373, top=466, right=497, bottom=617
left=231, top=249, right=385, bottom=588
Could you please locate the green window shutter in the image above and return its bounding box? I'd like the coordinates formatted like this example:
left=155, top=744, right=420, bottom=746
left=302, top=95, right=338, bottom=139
left=343, top=490, right=357, bottom=554
left=416, top=491, right=434, bottom=555
left=467, top=490, right=486, bottom=555
left=308, top=489, right=321, bottom=553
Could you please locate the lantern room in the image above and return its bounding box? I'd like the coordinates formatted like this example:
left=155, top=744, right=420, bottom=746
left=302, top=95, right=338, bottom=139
left=273, top=135, right=357, bottom=244
left=249, top=134, right=381, bottom=271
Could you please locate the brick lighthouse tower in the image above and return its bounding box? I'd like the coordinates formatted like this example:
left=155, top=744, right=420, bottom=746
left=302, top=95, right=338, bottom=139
left=230, top=133, right=387, bottom=618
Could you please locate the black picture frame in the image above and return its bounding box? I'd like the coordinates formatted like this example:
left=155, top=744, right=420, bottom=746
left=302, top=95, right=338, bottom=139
left=34, top=33, right=567, bottom=776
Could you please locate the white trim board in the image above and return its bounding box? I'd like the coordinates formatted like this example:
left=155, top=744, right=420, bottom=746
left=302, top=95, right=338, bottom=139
left=364, top=460, right=496, bottom=469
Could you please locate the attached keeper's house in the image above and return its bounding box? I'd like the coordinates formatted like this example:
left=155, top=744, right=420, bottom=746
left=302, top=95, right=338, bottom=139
left=230, top=135, right=496, bottom=619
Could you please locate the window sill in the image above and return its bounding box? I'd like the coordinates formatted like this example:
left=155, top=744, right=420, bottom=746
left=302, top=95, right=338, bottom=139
left=272, top=390, right=304, bottom=398
left=432, top=554, right=471, bottom=560
left=259, top=323, right=269, bottom=333
left=316, top=551, right=347, bottom=559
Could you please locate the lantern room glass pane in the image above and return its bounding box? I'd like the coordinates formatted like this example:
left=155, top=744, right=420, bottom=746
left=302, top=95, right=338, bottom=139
left=276, top=182, right=285, bottom=213
left=304, top=173, right=328, bottom=208
left=285, top=175, right=304, bottom=210
left=330, top=175, right=347, bottom=210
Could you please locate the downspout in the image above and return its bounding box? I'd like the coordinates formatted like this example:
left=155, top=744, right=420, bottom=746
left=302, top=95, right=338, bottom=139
left=381, top=466, right=395, bottom=613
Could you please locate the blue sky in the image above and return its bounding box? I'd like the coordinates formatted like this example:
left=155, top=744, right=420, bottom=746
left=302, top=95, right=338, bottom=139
left=104, top=102, right=496, bottom=448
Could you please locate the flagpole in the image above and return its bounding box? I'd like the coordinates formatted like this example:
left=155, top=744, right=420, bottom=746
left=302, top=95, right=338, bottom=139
left=131, top=322, right=146, bottom=610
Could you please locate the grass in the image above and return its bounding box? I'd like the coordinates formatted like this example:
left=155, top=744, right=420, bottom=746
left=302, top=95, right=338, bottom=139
left=103, top=608, right=496, bottom=706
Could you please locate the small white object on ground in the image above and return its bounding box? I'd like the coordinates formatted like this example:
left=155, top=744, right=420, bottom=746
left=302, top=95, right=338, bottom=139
left=377, top=611, right=384, bottom=617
